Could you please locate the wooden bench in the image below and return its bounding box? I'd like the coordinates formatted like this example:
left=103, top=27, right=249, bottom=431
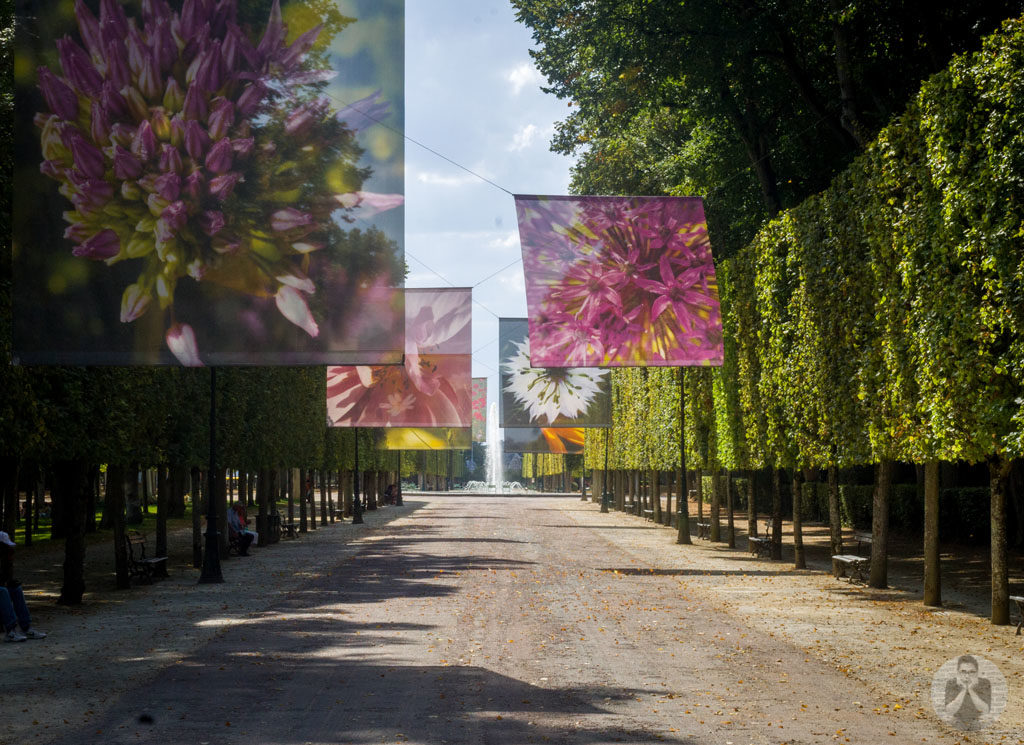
left=623, top=501, right=637, bottom=514
left=124, top=531, right=168, bottom=584
left=281, top=520, right=299, bottom=538
left=832, top=554, right=869, bottom=583
left=642, top=509, right=654, bottom=521
left=747, top=536, right=772, bottom=558
left=696, top=521, right=711, bottom=540
left=1011, top=595, right=1024, bottom=635
left=853, top=531, right=872, bottom=555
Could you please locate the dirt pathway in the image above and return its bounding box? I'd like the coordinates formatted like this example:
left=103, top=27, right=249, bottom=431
left=12, top=494, right=1018, bottom=745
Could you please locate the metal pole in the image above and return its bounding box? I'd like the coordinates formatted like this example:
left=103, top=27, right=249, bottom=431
left=600, top=429, right=610, bottom=513
left=351, top=428, right=363, bottom=524
left=199, top=367, right=223, bottom=583
left=676, top=367, right=692, bottom=544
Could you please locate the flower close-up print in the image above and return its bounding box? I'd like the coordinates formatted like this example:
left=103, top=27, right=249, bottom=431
left=515, top=195, right=724, bottom=367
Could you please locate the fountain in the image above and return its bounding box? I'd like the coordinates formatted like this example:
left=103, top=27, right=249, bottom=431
left=485, top=401, right=503, bottom=494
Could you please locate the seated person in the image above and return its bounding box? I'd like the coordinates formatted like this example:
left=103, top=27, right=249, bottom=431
left=227, top=503, right=257, bottom=556
left=0, top=531, right=46, bottom=642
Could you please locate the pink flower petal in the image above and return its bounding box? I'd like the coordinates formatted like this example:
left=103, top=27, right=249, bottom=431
left=166, top=323, right=203, bottom=366
left=275, top=285, right=319, bottom=337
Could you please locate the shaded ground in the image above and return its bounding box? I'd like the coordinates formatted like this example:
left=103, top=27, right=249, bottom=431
left=3, top=493, right=1023, bottom=745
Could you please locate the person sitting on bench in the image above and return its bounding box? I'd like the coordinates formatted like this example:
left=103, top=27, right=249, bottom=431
left=1, top=532, right=46, bottom=642
left=228, top=503, right=257, bottom=556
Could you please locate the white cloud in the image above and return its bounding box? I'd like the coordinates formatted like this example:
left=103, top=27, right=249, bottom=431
left=506, top=61, right=543, bottom=95
left=413, top=169, right=480, bottom=188
left=508, top=123, right=540, bottom=152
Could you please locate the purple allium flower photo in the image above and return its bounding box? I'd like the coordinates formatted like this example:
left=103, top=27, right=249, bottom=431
left=18, top=0, right=404, bottom=366
left=515, top=195, right=723, bottom=368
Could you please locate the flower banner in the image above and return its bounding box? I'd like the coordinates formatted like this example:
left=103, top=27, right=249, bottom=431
left=13, top=0, right=405, bottom=366
left=515, top=195, right=723, bottom=367
left=471, top=377, right=487, bottom=442
left=503, top=427, right=584, bottom=455
left=379, top=428, right=471, bottom=450
left=499, top=318, right=610, bottom=428
left=327, top=287, right=472, bottom=427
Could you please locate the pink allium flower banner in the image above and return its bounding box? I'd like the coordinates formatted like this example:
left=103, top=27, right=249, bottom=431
left=326, top=288, right=472, bottom=428
left=13, top=0, right=405, bottom=366
left=471, top=377, right=487, bottom=442
left=379, top=428, right=471, bottom=450
left=499, top=318, right=610, bottom=428
left=515, top=195, right=723, bottom=367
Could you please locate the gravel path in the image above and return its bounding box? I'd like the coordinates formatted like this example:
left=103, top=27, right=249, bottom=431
left=4, top=494, right=1023, bottom=745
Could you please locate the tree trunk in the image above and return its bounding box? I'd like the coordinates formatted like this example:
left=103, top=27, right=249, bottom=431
left=771, top=467, right=783, bottom=559
left=126, top=465, right=142, bottom=524
left=829, top=0, right=870, bottom=147
left=990, top=455, right=1011, bottom=625
left=726, top=470, right=735, bottom=548
left=85, top=466, right=99, bottom=534
left=191, top=467, right=202, bottom=568
left=169, top=464, right=187, bottom=518
left=300, top=468, right=309, bottom=533
left=215, top=467, right=229, bottom=557
left=869, top=460, right=892, bottom=589
left=923, top=460, right=941, bottom=607
left=828, top=464, right=842, bottom=556
left=792, top=468, right=805, bottom=569
left=696, top=467, right=705, bottom=524
left=156, top=466, right=168, bottom=561
left=746, top=469, right=756, bottom=538
left=710, top=469, right=722, bottom=542
left=676, top=467, right=691, bottom=544
left=106, top=464, right=130, bottom=590
left=55, top=460, right=90, bottom=605
left=652, top=470, right=662, bottom=523
left=320, top=470, right=329, bottom=524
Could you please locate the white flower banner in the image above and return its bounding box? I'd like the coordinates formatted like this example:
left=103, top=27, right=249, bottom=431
left=498, top=318, right=611, bottom=428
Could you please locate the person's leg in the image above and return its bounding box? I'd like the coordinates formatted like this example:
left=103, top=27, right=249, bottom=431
left=8, top=585, right=32, bottom=631
left=240, top=533, right=254, bottom=554
left=0, top=587, right=17, bottom=631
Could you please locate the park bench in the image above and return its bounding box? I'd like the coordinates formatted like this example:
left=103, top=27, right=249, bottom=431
left=642, top=509, right=654, bottom=521
left=623, top=501, right=637, bottom=514
left=853, top=531, right=872, bottom=555
left=331, top=508, right=345, bottom=521
left=124, top=531, right=168, bottom=584
left=696, top=521, right=711, bottom=540
left=832, top=554, right=868, bottom=583
left=281, top=520, right=299, bottom=538
left=1011, top=595, right=1024, bottom=635
left=747, top=535, right=772, bottom=558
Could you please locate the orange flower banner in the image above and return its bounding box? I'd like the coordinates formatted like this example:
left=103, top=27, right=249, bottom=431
left=503, top=427, right=585, bottom=455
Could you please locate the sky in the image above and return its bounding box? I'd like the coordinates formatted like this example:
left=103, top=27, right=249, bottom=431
left=403, top=1, right=576, bottom=413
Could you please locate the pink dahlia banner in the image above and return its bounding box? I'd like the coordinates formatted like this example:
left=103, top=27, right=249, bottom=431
left=515, top=195, right=723, bottom=367
left=471, top=377, right=487, bottom=442
left=13, top=0, right=405, bottom=366
left=326, top=287, right=472, bottom=427
left=499, top=318, right=611, bottom=428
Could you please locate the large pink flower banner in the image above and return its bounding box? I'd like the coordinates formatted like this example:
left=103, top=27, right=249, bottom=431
left=326, top=288, right=472, bottom=428
left=471, top=377, right=487, bottom=442
left=13, top=0, right=405, bottom=366
left=499, top=318, right=610, bottom=428
left=515, top=195, right=723, bottom=367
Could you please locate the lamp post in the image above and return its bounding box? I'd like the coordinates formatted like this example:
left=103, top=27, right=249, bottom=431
left=199, top=367, right=223, bottom=583
left=351, top=428, right=363, bottom=524
left=600, top=429, right=610, bottom=513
